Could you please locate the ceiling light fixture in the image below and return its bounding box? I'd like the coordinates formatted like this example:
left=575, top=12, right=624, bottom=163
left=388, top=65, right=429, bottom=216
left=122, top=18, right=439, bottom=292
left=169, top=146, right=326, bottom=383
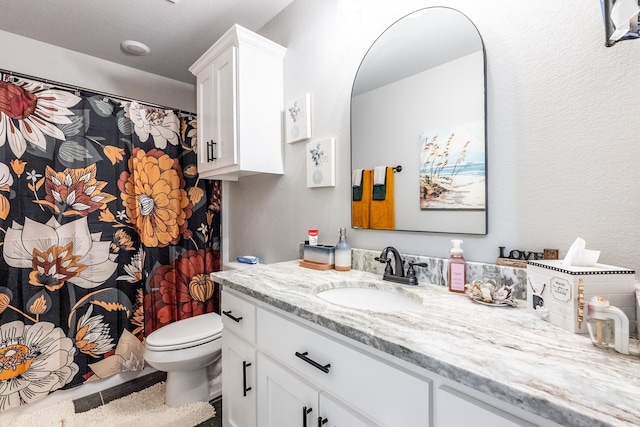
left=121, top=40, right=151, bottom=56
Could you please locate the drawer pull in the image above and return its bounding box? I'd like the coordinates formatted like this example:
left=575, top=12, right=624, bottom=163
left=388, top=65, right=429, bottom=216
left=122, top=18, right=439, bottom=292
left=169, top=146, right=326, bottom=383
left=318, top=417, right=328, bottom=426
left=302, top=406, right=312, bottom=427
left=223, top=310, right=243, bottom=323
left=295, top=351, right=331, bottom=374
left=242, top=361, right=252, bottom=397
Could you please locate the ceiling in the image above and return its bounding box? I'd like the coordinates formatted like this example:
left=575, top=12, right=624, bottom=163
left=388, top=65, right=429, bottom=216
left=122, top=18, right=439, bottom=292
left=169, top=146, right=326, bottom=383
left=0, top=0, right=295, bottom=84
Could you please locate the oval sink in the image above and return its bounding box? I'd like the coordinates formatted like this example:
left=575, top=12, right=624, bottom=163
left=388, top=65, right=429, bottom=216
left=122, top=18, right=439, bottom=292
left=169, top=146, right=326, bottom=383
left=316, top=287, right=421, bottom=312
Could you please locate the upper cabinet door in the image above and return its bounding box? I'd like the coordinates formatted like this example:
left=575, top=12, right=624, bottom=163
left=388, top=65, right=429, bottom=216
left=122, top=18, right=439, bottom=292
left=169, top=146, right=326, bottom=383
left=190, top=24, right=286, bottom=181
left=211, top=45, right=237, bottom=172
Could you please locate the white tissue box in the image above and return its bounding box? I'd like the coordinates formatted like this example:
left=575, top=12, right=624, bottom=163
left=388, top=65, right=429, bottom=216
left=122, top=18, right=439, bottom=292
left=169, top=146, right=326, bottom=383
left=526, top=260, right=636, bottom=334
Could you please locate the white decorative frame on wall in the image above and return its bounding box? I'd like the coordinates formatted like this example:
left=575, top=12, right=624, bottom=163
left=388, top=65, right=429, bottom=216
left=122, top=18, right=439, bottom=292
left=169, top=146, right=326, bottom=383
left=306, top=137, right=335, bottom=188
left=285, top=93, right=311, bottom=143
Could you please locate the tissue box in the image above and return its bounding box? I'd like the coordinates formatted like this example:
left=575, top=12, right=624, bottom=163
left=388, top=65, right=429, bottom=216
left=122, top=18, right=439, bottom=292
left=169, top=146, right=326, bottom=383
left=527, top=260, right=636, bottom=334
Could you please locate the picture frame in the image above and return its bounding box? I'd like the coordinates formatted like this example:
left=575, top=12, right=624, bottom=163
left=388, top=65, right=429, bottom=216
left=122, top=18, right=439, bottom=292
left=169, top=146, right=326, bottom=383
left=285, top=93, right=311, bottom=144
left=306, top=138, right=335, bottom=188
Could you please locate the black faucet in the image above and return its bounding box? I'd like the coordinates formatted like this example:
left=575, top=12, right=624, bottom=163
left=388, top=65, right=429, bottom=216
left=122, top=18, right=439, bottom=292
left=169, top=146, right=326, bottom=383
left=375, top=246, right=427, bottom=286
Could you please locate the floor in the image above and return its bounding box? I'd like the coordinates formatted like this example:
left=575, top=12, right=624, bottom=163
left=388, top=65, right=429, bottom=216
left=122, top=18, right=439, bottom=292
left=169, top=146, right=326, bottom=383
left=73, top=371, right=222, bottom=427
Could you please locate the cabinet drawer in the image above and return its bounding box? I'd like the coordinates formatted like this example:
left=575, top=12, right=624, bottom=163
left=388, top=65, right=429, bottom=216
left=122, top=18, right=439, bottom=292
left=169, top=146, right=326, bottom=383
left=221, top=290, right=256, bottom=343
left=257, top=307, right=431, bottom=426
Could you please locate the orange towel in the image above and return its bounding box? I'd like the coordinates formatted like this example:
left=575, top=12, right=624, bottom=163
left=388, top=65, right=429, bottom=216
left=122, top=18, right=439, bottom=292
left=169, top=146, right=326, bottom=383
left=369, top=167, right=395, bottom=230
left=352, top=169, right=371, bottom=228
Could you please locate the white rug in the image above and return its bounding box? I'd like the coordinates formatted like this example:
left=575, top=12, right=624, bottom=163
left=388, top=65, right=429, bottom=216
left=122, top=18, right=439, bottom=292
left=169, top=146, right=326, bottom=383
left=4, top=382, right=216, bottom=427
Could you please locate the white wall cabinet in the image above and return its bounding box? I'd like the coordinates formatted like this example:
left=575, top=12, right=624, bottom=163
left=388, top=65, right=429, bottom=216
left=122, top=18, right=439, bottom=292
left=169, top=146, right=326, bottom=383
left=221, top=288, right=561, bottom=427
left=189, top=25, right=286, bottom=181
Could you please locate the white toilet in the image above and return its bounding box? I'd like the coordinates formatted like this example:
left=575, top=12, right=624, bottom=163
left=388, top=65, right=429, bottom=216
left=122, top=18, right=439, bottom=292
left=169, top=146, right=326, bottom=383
left=144, top=312, right=223, bottom=407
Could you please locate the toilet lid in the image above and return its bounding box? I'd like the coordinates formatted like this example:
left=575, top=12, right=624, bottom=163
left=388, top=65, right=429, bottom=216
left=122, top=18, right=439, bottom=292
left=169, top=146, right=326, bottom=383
left=145, top=312, right=223, bottom=350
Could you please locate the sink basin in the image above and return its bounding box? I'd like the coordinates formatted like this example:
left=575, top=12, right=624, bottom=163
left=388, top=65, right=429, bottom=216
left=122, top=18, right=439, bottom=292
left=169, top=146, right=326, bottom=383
left=316, top=286, right=421, bottom=312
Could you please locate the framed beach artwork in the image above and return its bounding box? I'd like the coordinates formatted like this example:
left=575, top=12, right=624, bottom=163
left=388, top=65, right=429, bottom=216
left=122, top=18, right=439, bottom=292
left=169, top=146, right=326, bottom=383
left=285, top=93, right=311, bottom=143
left=306, top=138, right=335, bottom=188
left=419, top=123, right=486, bottom=210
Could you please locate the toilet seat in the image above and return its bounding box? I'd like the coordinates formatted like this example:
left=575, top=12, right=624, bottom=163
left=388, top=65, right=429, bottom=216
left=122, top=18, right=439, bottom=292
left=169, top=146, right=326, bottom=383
left=145, top=312, right=223, bottom=351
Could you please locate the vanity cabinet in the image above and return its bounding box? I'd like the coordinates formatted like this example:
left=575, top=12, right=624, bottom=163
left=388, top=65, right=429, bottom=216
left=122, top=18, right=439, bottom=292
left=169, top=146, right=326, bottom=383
left=221, top=287, right=560, bottom=427
left=256, top=306, right=430, bottom=426
left=221, top=291, right=257, bottom=427
left=258, top=353, right=376, bottom=427
left=189, top=25, right=286, bottom=181
left=435, top=385, right=536, bottom=427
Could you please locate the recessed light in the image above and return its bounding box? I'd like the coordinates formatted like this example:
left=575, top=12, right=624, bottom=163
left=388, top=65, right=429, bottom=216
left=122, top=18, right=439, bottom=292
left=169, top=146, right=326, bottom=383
left=121, top=40, right=151, bottom=56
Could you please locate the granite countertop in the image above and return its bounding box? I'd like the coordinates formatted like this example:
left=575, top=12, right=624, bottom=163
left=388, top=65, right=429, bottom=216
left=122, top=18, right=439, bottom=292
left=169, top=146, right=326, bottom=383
left=212, top=261, right=640, bottom=427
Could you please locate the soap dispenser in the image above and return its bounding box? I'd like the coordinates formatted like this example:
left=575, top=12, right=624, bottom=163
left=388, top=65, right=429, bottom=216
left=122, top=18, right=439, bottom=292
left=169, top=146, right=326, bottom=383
left=334, top=227, right=351, bottom=271
left=586, top=296, right=629, bottom=355
left=448, top=239, right=466, bottom=293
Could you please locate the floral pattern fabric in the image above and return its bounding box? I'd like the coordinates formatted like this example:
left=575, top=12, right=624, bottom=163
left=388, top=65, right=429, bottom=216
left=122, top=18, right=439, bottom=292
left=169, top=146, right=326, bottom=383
left=0, top=74, right=221, bottom=411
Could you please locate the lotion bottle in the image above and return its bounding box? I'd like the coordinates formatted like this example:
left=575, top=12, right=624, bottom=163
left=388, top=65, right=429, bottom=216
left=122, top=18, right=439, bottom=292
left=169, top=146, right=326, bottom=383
left=448, top=239, right=466, bottom=293
left=334, top=227, right=351, bottom=271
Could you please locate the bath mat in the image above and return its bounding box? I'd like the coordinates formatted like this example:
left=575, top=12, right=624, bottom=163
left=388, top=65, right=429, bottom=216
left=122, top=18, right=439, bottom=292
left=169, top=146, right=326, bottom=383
left=3, top=382, right=215, bottom=427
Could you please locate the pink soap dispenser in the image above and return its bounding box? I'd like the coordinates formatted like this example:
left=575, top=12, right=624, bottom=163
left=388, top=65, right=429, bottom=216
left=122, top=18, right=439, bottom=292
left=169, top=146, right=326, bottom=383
left=448, top=239, right=466, bottom=293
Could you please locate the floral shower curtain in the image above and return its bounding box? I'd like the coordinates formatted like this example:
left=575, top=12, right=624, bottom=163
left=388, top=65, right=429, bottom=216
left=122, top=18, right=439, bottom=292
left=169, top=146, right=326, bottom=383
left=0, top=73, right=221, bottom=412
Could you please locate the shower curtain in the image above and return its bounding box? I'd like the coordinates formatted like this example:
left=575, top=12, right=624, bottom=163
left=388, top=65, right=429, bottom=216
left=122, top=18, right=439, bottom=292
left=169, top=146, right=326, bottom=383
left=0, top=73, right=221, bottom=412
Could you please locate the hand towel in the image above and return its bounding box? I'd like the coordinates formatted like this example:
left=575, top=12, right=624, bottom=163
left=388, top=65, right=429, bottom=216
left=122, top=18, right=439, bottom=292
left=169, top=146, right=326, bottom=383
left=369, top=166, right=395, bottom=230
left=373, top=166, right=387, bottom=185
left=352, top=169, right=364, bottom=201
left=352, top=169, right=371, bottom=228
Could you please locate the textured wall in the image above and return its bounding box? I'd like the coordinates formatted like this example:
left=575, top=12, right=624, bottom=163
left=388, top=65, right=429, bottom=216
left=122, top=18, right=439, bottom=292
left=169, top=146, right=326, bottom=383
left=227, top=0, right=640, bottom=277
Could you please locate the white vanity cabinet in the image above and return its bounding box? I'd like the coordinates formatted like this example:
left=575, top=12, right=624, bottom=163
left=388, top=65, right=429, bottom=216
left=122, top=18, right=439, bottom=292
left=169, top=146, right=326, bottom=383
left=258, top=353, right=376, bottom=427
left=189, top=25, right=286, bottom=181
left=435, top=385, right=537, bottom=427
left=256, top=307, right=430, bottom=426
left=221, top=291, right=257, bottom=427
left=221, top=287, right=561, bottom=427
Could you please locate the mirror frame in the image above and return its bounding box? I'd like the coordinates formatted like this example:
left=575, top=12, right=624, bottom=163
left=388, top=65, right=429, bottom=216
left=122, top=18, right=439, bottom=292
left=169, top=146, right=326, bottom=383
left=350, top=6, right=488, bottom=234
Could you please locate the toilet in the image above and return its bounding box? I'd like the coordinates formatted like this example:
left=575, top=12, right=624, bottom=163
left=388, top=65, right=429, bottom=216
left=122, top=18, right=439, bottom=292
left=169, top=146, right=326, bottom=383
left=144, top=312, right=223, bottom=407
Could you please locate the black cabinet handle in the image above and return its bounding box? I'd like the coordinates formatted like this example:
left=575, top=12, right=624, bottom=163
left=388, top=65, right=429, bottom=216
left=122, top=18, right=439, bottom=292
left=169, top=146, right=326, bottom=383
left=206, top=140, right=217, bottom=162
left=318, top=417, right=328, bottom=426
left=302, top=406, right=312, bottom=427
left=295, top=351, right=331, bottom=374
left=242, top=361, right=252, bottom=397
left=222, top=310, right=242, bottom=323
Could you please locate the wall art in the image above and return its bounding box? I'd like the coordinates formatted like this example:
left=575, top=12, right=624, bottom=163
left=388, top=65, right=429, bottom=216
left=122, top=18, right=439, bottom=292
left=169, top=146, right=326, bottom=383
left=285, top=93, right=311, bottom=143
left=306, top=137, right=335, bottom=188
left=419, top=122, right=486, bottom=210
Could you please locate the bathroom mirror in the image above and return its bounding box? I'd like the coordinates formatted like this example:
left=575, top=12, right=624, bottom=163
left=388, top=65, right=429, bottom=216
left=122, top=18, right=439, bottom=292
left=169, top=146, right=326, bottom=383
left=351, top=7, right=487, bottom=234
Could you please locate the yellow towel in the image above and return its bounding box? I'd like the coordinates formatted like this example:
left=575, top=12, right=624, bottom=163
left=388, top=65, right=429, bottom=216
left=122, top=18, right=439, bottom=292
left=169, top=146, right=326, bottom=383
left=369, top=167, right=395, bottom=230
left=352, top=169, right=371, bottom=228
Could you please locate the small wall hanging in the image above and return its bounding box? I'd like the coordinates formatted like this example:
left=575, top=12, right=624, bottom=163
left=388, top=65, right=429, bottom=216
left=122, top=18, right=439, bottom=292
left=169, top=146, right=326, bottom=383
left=285, top=93, right=311, bottom=143
left=306, top=137, right=335, bottom=188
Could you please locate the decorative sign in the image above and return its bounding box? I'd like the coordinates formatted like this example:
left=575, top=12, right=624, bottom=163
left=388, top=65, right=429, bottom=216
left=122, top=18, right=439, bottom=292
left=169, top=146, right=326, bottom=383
left=550, top=277, right=571, bottom=302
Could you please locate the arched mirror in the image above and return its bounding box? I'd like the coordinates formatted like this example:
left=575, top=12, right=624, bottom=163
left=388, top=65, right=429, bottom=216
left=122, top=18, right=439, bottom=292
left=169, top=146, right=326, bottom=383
left=351, top=7, right=487, bottom=234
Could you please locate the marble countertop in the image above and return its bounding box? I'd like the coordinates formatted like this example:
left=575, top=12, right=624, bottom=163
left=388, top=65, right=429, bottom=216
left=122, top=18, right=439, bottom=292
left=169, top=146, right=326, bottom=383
left=212, top=261, right=640, bottom=427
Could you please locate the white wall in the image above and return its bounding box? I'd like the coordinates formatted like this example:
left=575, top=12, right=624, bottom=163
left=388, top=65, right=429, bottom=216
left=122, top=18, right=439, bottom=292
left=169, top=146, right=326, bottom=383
left=227, top=0, right=640, bottom=276
left=0, top=30, right=196, bottom=112
left=2, top=2, right=637, bottom=271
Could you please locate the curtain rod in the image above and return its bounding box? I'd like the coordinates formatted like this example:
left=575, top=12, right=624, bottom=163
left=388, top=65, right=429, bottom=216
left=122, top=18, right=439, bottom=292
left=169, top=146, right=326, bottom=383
left=0, top=68, right=195, bottom=117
